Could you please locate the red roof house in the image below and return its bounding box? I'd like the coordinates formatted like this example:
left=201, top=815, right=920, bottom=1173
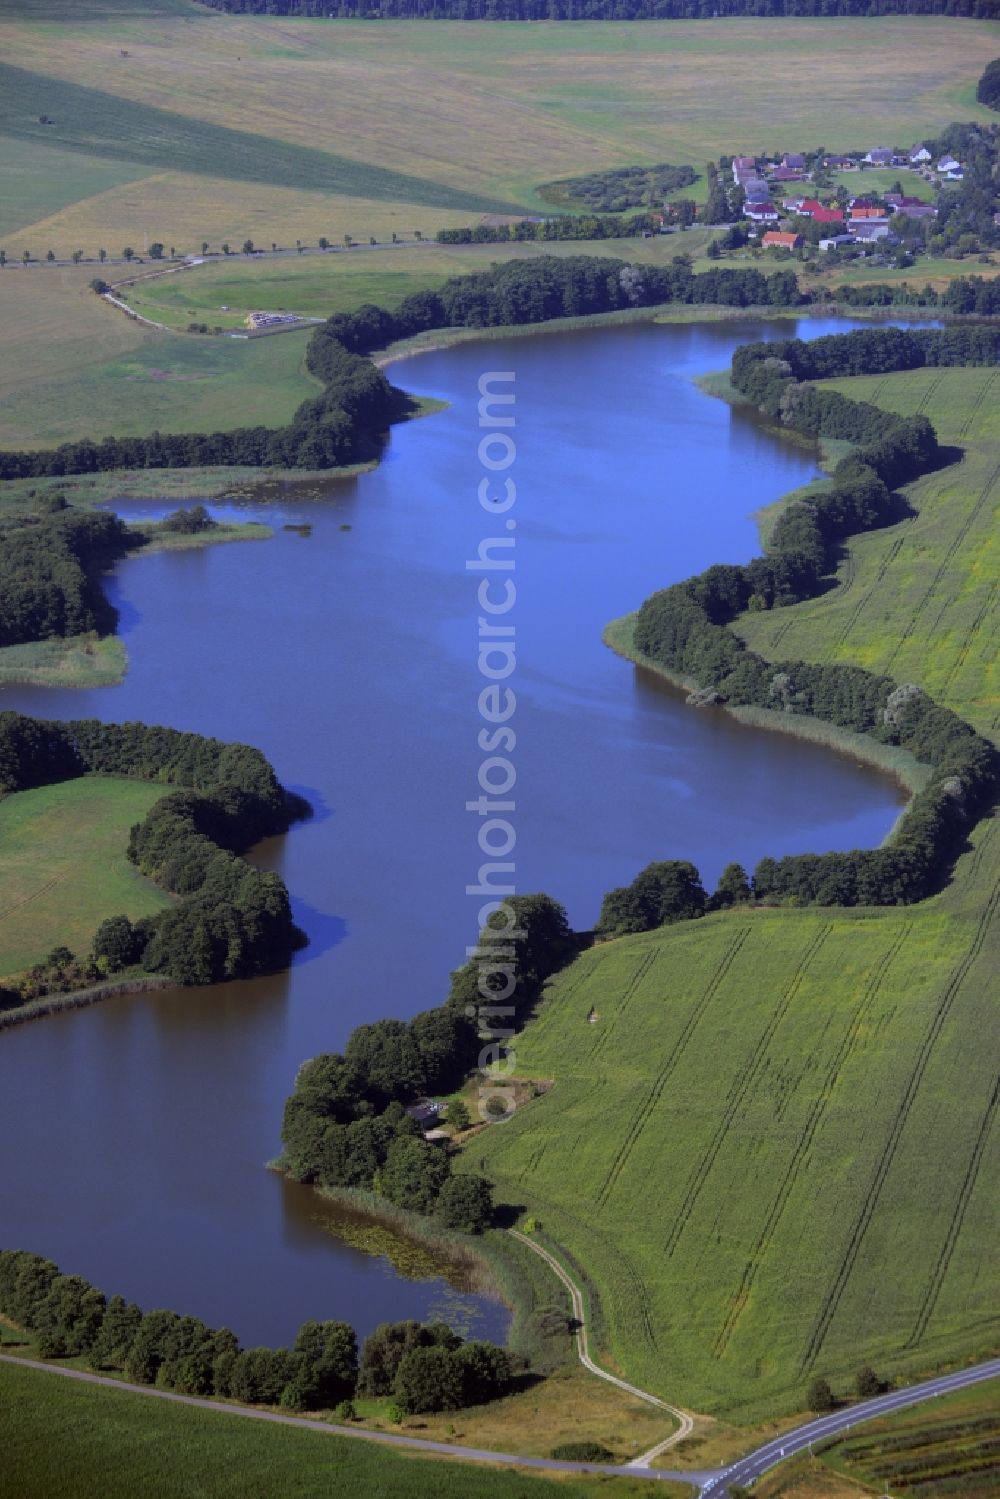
left=811, top=207, right=845, bottom=224
left=762, top=231, right=803, bottom=249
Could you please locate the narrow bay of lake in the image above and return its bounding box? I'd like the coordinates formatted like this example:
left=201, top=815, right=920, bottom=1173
left=0, top=317, right=907, bottom=1345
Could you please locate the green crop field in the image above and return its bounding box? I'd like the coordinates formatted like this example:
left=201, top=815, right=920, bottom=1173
left=0, top=1359, right=684, bottom=1499
left=464, top=364, right=1000, bottom=1422
left=0, top=0, right=994, bottom=258
left=0, top=267, right=321, bottom=448
left=0, top=777, right=170, bottom=976
left=740, top=366, right=1000, bottom=734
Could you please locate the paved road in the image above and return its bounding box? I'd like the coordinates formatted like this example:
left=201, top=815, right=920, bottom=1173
left=2, top=1350, right=998, bottom=1491
left=702, top=1356, right=1000, bottom=1495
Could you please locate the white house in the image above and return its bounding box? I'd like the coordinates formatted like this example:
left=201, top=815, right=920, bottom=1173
left=909, top=146, right=931, bottom=164
left=865, top=148, right=895, bottom=166
left=937, top=156, right=962, bottom=174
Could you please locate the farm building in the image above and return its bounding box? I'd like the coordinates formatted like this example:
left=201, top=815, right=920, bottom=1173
left=781, top=152, right=807, bottom=170
left=864, top=148, right=895, bottom=166
left=770, top=166, right=807, bottom=183
left=852, top=223, right=896, bottom=242
left=811, top=206, right=845, bottom=224
left=762, top=231, right=803, bottom=249
left=819, top=234, right=856, bottom=250
left=405, top=1099, right=443, bottom=1130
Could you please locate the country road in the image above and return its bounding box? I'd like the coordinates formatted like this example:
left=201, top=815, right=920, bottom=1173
left=509, top=1228, right=695, bottom=1465
left=4, top=1349, right=998, bottom=1492
left=701, top=1355, right=1000, bottom=1495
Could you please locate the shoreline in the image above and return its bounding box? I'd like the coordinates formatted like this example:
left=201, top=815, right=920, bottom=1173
left=0, top=976, right=174, bottom=1033
left=603, top=614, right=929, bottom=813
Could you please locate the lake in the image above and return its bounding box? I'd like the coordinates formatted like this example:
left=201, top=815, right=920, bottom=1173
left=0, top=316, right=908, bottom=1348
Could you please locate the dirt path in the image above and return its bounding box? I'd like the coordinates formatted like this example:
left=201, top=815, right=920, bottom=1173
left=509, top=1228, right=696, bottom=1464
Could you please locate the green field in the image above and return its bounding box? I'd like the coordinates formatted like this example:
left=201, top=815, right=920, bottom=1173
left=0, top=267, right=321, bottom=448
left=0, top=777, right=170, bottom=976
left=463, top=364, right=1000, bottom=1421
left=0, top=1359, right=683, bottom=1499
left=739, top=366, right=1000, bottom=734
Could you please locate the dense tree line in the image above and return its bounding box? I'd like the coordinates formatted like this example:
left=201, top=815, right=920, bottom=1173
left=194, top=0, right=1000, bottom=20
left=0, top=341, right=408, bottom=481
left=0, top=712, right=305, bottom=987
left=832, top=275, right=1000, bottom=314
left=628, top=328, right=998, bottom=910
left=310, top=255, right=803, bottom=359
left=0, top=510, right=133, bottom=647
left=436, top=211, right=662, bottom=243
left=541, top=163, right=696, bottom=211
left=281, top=893, right=574, bottom=1226
left=0, top=1251, right=512, bottom=1415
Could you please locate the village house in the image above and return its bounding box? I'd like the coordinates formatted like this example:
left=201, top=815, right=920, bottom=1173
left=824, top=154, right=857, bottom=170
left=909, top=146, right=932, bottom=164
left=850, top=206, right=889, bottom=222
left=864, top=148, right=896, bottom=166
left=792, top=198, right=826, bottom=218
left=743, top=177, right=771, bottom=201
left=732, top=156, right=756, bottom=183
left=781, top=152, right=807, bottom=170
left=811, top=206, right=846, bottom=224
left=744, top=202, right=780, bottom=224
left=762, top=230, right=803, bottom=250
left=781, top=196, right=807, bottom=212
left=937, top=156, right=961, bottom=174
left=853, top=222, right=896, bottom=243
left=770, top=166, right=807, bottom=183
left=884, top=194, right=925, bottom=209
left=820, top=233, right=857, bottom=250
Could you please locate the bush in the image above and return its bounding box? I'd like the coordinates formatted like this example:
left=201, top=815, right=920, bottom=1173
left=808, top=1376, right=836, bottom=1412
left=550, top=1441, right=615, bottom=1461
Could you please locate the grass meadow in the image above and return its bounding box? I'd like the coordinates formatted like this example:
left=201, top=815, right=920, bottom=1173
left=0, top=1359, right=689, bottom=1499
left=463, top=364, right=1000, bottom=1421
left=0, top=776, right=170, bottom=976
left=0, top=636, right=127, bottom=690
